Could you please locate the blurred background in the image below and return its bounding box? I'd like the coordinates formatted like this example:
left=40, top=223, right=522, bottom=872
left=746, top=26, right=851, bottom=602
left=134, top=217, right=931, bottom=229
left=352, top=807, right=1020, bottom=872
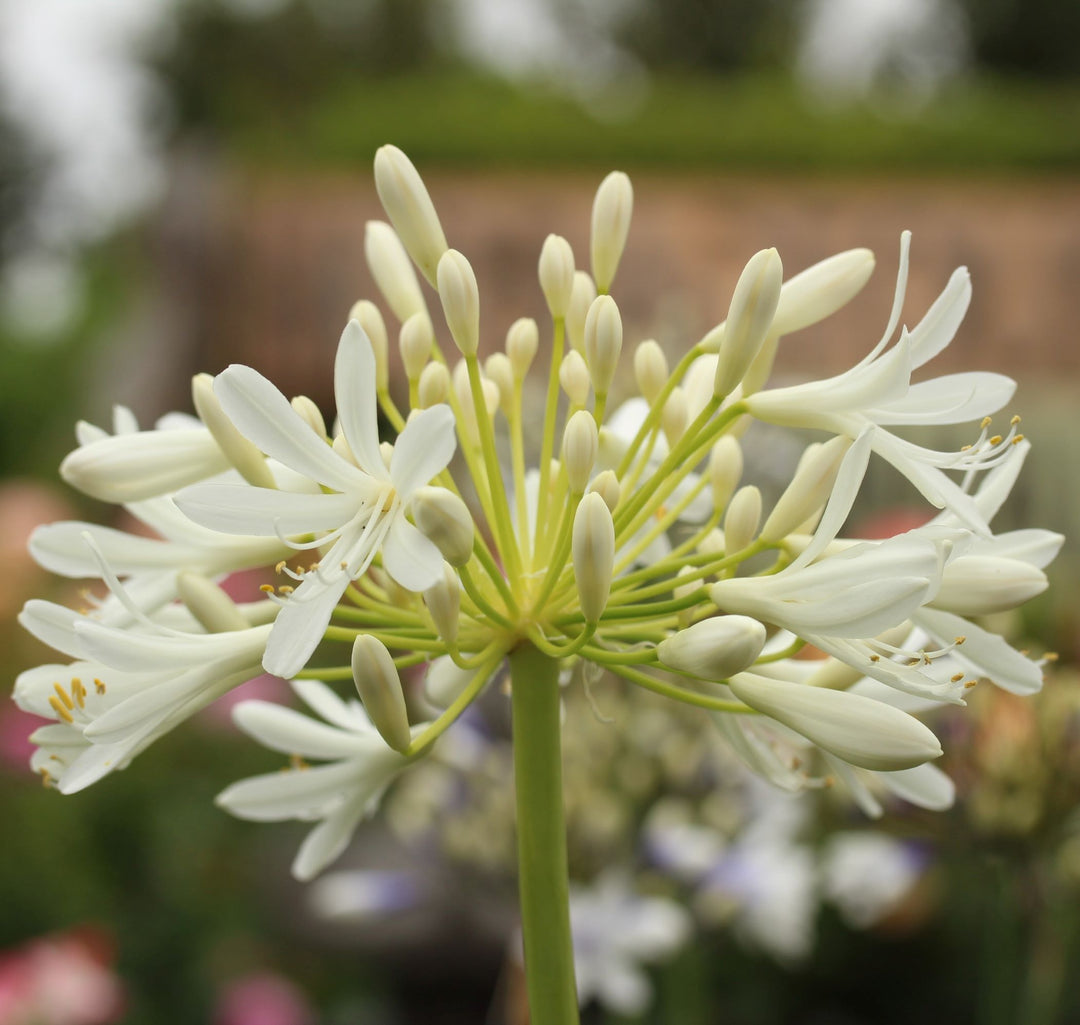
left=1, top=0, right=1077, bottom=1022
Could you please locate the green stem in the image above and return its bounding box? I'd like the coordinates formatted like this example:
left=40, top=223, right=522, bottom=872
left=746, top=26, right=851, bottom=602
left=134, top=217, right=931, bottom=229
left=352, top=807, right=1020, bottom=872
left=509, top=643, right=579, bottom=1025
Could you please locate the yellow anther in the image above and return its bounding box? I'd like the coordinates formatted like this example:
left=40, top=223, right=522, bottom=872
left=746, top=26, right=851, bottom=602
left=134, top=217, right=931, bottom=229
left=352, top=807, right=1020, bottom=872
left=960, top=444, right=972, bottom=451
left=1010, top=415, right=1021, bottom=425
left=260, top=584, right=275, bottom=593
left=53, top=683, right=74, bottom=710
left=989, top=435, right=1002, bottom=446
left=869, top=654, right=880, bottom=662
left=955, top=636, right=966, bottom=645
left=964, top=680, right=978, bottom=689
left=48, top=696, right=74, bottom=724
left=951, top=672, right=964, bottom=683
left=340, top=561, right=349, bottom=571
left=39, top=767, right=54, bottom=788
left=275, top=560, right=288, bottom=574
left=309, top=562, right=320, bottom=572
left=278, top=585, right=294, bottom=595
left=1044, top=651, right=1059, bottom=663
left=94, top=678, right=106, bottom=695
left=289, top=753, right=309, bottom=771
left=1012, top=434, right=1025, bottom=444
left=823, top=776, right=835, bottom=788
left=70, top=678, right=85, bottom=708
left=981, top=417, right=992, bottom=429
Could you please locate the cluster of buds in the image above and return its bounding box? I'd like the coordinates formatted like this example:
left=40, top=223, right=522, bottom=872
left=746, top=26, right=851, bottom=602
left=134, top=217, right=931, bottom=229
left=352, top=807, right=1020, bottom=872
left=15, top=145, right=1060, bottom=879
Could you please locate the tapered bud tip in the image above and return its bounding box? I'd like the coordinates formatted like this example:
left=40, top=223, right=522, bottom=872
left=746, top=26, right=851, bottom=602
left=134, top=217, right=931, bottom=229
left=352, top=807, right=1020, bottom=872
left=373, top=145, right=448, bottom=286
left=423, top=562, right=461, bottom=646
left=348, top=302, right=389, bottom=391
left=412, top=485, right=474, bottom=567
left=634, top=340, right=668, bottom=405
left=506, top=317, right=539, bottom=378
left=584, top=294, right=623, bottom=396
left=351, top=635, right=412, bottom=753
left=708, top=436, right=743, bottom=510
left=363, top=221, right=427, bottom=324
left=177, top=572, right=249, bottom=633
left=538, top=234, right=576, bottom=318
left=566, top=271, right=597, bottom=355
left=588, top=469, right=621, bottom=513
left=760, top=435, right=850, bottom=543
left=418, top=361, right=451, bottom=408
left=437, top=249, right=480, bottom=356
left=772, top=248, right=875, bottom=337
left=192, top=370, right=275, bottom=489
left=657, top=615, right=766, bottom=680
left=562, top=409, right=599, bottom=494
left=559, top=349, right=591, bottom=407
left=572, top=492, right=615, bottom=623
left=591, top=170, right=633, bottom=293
left=399, top=311, right=434, bottom=380
left=714, top=247, right=783, bottom=398
left=723, top=484, right=762, bottom=554
left=484, top=352, right=513, bottom=405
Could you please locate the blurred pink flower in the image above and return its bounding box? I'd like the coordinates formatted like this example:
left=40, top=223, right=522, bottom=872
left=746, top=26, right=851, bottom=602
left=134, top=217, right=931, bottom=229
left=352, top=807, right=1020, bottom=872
left=0, top=480, right=74, bottom=619
left=201, top=674, right=292, bottom=731
left=213, top=972, right=315, bottom=1025
left=0, top=929, right=124, bottom=1025
left=0, top=706, right=47, bottom=773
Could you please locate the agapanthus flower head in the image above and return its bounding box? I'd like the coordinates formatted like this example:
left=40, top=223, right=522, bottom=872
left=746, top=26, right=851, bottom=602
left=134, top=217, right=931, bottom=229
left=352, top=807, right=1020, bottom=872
left=14, top=146, right=1060, bottom=882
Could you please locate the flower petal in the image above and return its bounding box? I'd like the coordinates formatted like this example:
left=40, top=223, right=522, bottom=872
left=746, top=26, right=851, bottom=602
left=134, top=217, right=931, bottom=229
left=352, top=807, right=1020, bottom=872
left=176, top=484, right=360, bottom=538
left=231, top=699, right=372, bottom=761
left=334, top=321, right=388, bottom=479
left=389, top=404, right=457, bottom=496
left=382, top=515, right=445, bottom=592
left=263, top=575, right=351, bottom=679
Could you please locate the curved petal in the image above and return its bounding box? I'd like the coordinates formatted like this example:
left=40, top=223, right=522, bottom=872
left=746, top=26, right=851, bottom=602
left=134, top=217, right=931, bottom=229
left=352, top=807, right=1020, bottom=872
left=907, top=266, right=971, bottom=369
left=877, top=763, right=955, bottom=811
left=870, top=372, right=1014, bottom=426
left=30, top=521, right=199, bottom=576
left=231, top=700, right=371, bottom=760
left=217, top=760, right=361, bottom=821
left=214, top=364, right=363, bottom=492
left=389, top=404, right=457, bottom=496
left=263, top=574, right=351, bottom=679
left=334, top=321, right=387, bottom=479
left=176, top=483, right=361, bottom=538
left=292, top=679, right=373, bottom=733
left=382, top=515, right=444, bottom=592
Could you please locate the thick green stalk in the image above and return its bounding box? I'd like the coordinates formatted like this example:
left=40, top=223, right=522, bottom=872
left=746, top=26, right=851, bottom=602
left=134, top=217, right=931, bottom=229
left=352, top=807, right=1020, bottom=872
left=509, top=643, right=580, bottom=1025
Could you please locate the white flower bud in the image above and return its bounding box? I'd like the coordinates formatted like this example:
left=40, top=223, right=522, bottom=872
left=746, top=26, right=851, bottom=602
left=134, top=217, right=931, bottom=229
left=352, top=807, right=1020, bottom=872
left=538, top=233, right=575, bottom=318
left=559, top=349, right=591, bottom=407
left=772, top=248, right=875, bottom=337
left=424, top=656, right=473, bottom=709
left=333, top=433, right=359, bottom=467
left=567, top=271, right=597, bottom=355
left=932, top=556, right=1048, bottom=616
left=562, top=410, right=599, bottom=493
left=506, top=317, right=539, bottom=378
left=436, top=249, right=480, bottom=357
left=399, top=311, right=434, bottom=381
left=290, top=395, right=327, bottom=438
left=723, top=485, right=761, bottom=554
left=591, top=170, right=633, bottom=293
left=177, top=571, right=249, bottom=633
left=373, top=144, right=448, bottom=286
left=698, top=528, right=725, bottom=557
left=804, top=656, right=866, bottom=691
left=411, top=485, right=474, bottom=566
left=727, top=673, right=943, bottom=772
left=760, top=435, right=850, bottom=543
left=584, top=294, right=623, bottom=397
left=634, top=340, right=668, bottom=405
left=484, top=352, right=514, bottom=407
left=572, top=492, right=615, bottom=624
left=661, top=387, right=688, bottom=445
left=348, top=301, right=390, bottom=392
left=709, top=437, right=742, bottom=512
left=351, top=634, right=412, bottom=753
left=423, top=562, right=461, bottom=646
left=657, top=615, right=767, bottom=680
left=672, top=565, right=699, bottom=628
left=714, top=248, right=783, bottom=397
left=418, top=361, right=450, bottom=408
left=363, top=222, right=427, bottom=323
left=192, top=373, right=276, bottom=489
left=588, top=469, right=621, bottom=513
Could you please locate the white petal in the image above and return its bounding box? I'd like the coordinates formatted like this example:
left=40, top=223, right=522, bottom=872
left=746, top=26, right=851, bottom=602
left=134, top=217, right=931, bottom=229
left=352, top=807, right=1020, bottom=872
left=973, top=528, right=1063, bottom=570
left=869, top=372, right=1014, bottom=426
left=217, top=761, right=362, bottom=820
left=292, top=793, right=373, bottom=881
left=382, top=515, right=444, bottom=592
left=334, top=321, right=387, bottom=478
left=30, top=521, right=199, bottom=577
left=176, top=484, right=360, bottom=538
left=292, top=679, right=373, bottom=732
left=214, top=363, right=363, bottom=492
left=18, top=601, right=86, bottom=659
left=58, top=740, right=142, bottom=794
left=389, top=404, right=457, bottom=496
left=263, top=575, right=351, bottom=679
left=231, top=700, right=371, bottom=760
left=877, top=763, right=955, bottom=810
left=907, top=266, right=971, bottom=369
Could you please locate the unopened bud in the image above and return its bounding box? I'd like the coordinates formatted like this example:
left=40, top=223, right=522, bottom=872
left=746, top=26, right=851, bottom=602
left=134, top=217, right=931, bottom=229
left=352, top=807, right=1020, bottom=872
left=559, top=349, right=591, bottom=407
left=562, top=410, right=598, bottom=493
left=727, top=672, right=942, bottom=771
left=484, top=352, right=514, bottom=406
left=709, top=437, right=743, bottom=511
left=373, top=144, right=448, bottom=286
left=714, top=248, right=783, bottom=398
left=348, top=301, right=389, bottom=392
left=437, top=249, right=480, bottom=357
left=192, top=373, right=275, bottom=488
left=412, top=486, right=474, bottom=566
left=351, top=634, right=412, bottom=753
left=399, top=312, right=434, bottom=381
left=363, top=221, right=427, bottom=323
left=572, top=492, right=615, bottom=624
left=591, top=170, right=633, bottom=293
left=584, top=294, right=623, bottom=397
left=588, top=469, right=621, bottom=512
left=772, top=248, right=875, bottom=337
left=423, top=562, right=461, bottom=645
left=760, top=435, right=850, bottom=543
left=657, top=615, right=767, bottom=680
left=177, top=571, right=249, bottom=633
left=424, top=656, right=473, bottom=709
left=290, top=395, right=327, bottom=439
left=567, top=271, right=597, bottom=355
left=418, top=361, right=450, bottom=408
left=506, top=317, right=539, bottom=378
left=673, top=566, right=699, bottom=629
left=933, top=556, right=1048, bottom=616
left=723, top=485, right=761, bottom=554
left=634, top=340, right=668, bottom=404
left=661, top=387, right=688, bottom=445
left=538, top=234, right=575, bottom=318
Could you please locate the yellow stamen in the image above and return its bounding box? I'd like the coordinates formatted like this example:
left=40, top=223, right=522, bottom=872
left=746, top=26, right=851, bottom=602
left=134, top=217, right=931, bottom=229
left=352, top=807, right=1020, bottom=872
left=48, top=696, right=74, bottom=723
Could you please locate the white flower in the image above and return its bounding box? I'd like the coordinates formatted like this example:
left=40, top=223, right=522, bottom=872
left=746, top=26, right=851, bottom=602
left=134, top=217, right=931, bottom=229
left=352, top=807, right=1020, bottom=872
left=216, top=679, right=413, bottom=881
left=821, top=832, right=925, bottom=929
left=177, top=320, right=457, bottom=677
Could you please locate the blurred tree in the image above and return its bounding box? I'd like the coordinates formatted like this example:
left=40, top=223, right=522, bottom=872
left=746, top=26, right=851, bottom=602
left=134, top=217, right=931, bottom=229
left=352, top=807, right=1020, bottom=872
left=959, top=0, right=1080, bottom=78
left=0, top=101, right=41, bottom=269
